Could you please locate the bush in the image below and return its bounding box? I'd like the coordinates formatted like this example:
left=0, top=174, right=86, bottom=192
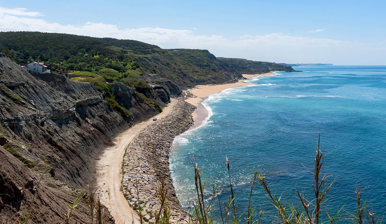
left=72, top=70, right=98, bottom=77
left=104, top=95, right=133, bottom=119
left=77, top=76, right=111, bottom=92
left=98, top=68, right=122, bottom=81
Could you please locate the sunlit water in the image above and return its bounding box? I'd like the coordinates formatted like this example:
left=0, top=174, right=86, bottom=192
left=170, top=65, right=386, bottom=222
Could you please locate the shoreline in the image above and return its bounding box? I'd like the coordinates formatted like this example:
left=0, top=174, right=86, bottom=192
left=95, top=99, right=180, bottom=224
left=185, top=71, right=279, bottom=127
left=97, top=71, right=280, bottom=223
left=120, top=99, right=195, bottom=223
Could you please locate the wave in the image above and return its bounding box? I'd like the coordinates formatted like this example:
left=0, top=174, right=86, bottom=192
left=261, top=94, right=345, bottom=99
left=173, top=136, right=190, bottom=146
left=259, top=83, right=275, bottom=86
left=170, top=79, right=281, bottom=207
left=249, top=77, right=260, bottom=81
left=296, top=94, right=343, bottom=98
left=186, top=87, right=247, bottom=132
left=248, top=72, right=281, bottom=81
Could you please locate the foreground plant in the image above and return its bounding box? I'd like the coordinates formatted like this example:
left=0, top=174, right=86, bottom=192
left=65, top=190, right=85, bottom=224
left=64, top=137, right=381, bottom=223
left=192, top=164, right=214, bottom=224
left=154, top=179, right=172, bottom=224
left=189, top=136, right=381, bottom=224
left=254, top=135, right=340, bottom=224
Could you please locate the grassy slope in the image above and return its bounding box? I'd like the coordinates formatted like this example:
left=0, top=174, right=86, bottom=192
left=0, top=32, right=294, bottom=88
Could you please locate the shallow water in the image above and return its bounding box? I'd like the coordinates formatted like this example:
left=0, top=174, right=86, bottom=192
left=170, top=65, right=386, bottom=222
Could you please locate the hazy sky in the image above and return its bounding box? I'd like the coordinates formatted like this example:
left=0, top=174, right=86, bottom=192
left=1, top=0, right=385, bottom=65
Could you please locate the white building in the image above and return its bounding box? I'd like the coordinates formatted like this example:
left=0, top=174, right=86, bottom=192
left=24, top=62, right=51, bottom=74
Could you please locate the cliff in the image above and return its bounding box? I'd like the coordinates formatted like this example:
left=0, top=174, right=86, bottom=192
left=0, top=145, right=114, bottom=223
left=0, top=57, right=175, bottom=222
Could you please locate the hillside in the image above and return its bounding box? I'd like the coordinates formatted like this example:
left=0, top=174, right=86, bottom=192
left=0, top=32, right=295, bottom=88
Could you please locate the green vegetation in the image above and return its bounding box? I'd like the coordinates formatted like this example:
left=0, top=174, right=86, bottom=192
left=3, top=143, right=35, bottom=168
left=72, top=70, right=98, bottom=77
left=0, top=124, right=8, bottom=136
left=18, top=210, right=29, bottom=224
left=137, top=92, right=162, bottom=112
left=65, top=191, right=85, bottom=224
left=0, top=83, right=22, bottom=101
left=0, top=32, right=294, bottom=88
left=0, top=32, right=294, bottom=120
left=104, top=95, right=133, bottom=118
left=0, top=32, right=148, bottom=89
left=98, top=68, right=122, bottom=81
left=0, top=32, right=180, bottom=115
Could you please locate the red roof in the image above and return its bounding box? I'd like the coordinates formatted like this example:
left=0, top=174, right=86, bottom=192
left=35, top=62, right=47, bottom=67
left=27, top=62, right=47, bottom=68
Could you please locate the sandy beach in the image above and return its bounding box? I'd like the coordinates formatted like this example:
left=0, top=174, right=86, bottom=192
left=96, top=71, right=279, bottom=224
left=95, top=99, right=178, bottom=224
left=185, top=71, right=279, bottom=126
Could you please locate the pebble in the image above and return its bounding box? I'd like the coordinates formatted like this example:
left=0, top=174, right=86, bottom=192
left=122, top=99, right=195, bottom=223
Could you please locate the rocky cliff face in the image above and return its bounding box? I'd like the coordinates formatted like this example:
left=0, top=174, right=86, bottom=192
left=0, top=146, right=114, bottom=223
left=0, top=57, right=127, bottom=187
left=0, top=57, right=175, bottom=222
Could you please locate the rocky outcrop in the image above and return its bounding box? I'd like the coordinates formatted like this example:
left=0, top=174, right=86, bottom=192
left=153, top=85, right=170, bottom=103
left=110, top=83, right=159, bottom=121
left=156, top=80, right=182, bottom=96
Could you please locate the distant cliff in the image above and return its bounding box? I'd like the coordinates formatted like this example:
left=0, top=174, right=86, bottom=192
left=0, top=32, right=295, bottom=89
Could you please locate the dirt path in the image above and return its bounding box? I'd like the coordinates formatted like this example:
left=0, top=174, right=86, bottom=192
left=95, top=99, right=177, bottom=224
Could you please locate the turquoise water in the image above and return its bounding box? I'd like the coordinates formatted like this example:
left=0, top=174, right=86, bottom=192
left=170, top=65, right=386, bottom=222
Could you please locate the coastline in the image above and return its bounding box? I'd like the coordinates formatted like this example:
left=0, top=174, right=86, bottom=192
left=120, top=99, right=195, bottom=223
left=95, top=99, right=180, bottom=224
left=185, top=71, right=279, bottom=127
left=99, top=71, right=280, bottom=223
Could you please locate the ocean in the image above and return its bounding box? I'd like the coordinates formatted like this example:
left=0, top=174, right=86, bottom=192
left=170, top=65, right=386, bottom=222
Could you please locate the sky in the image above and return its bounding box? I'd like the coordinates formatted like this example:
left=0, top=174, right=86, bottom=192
left=0, top=0, right=385, bottom=65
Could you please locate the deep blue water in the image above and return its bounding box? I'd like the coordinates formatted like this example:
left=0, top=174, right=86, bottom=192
left=170, top=65, right=386, bottom=222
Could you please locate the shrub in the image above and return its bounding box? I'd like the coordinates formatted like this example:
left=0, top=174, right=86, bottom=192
left=98, top=68, right=122, bottom=81
left=72, top=70, right=98, bottom=77
left=104, top=95, right=133, bottom=118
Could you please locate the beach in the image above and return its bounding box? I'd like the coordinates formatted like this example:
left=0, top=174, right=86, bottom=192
left=96, top=71, right=279, bottom=223
left=95, top=99, right=181, bottom=224
left=185, top=71, right=278, bottom=126
left=120, top=99, right=194, bottom=223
